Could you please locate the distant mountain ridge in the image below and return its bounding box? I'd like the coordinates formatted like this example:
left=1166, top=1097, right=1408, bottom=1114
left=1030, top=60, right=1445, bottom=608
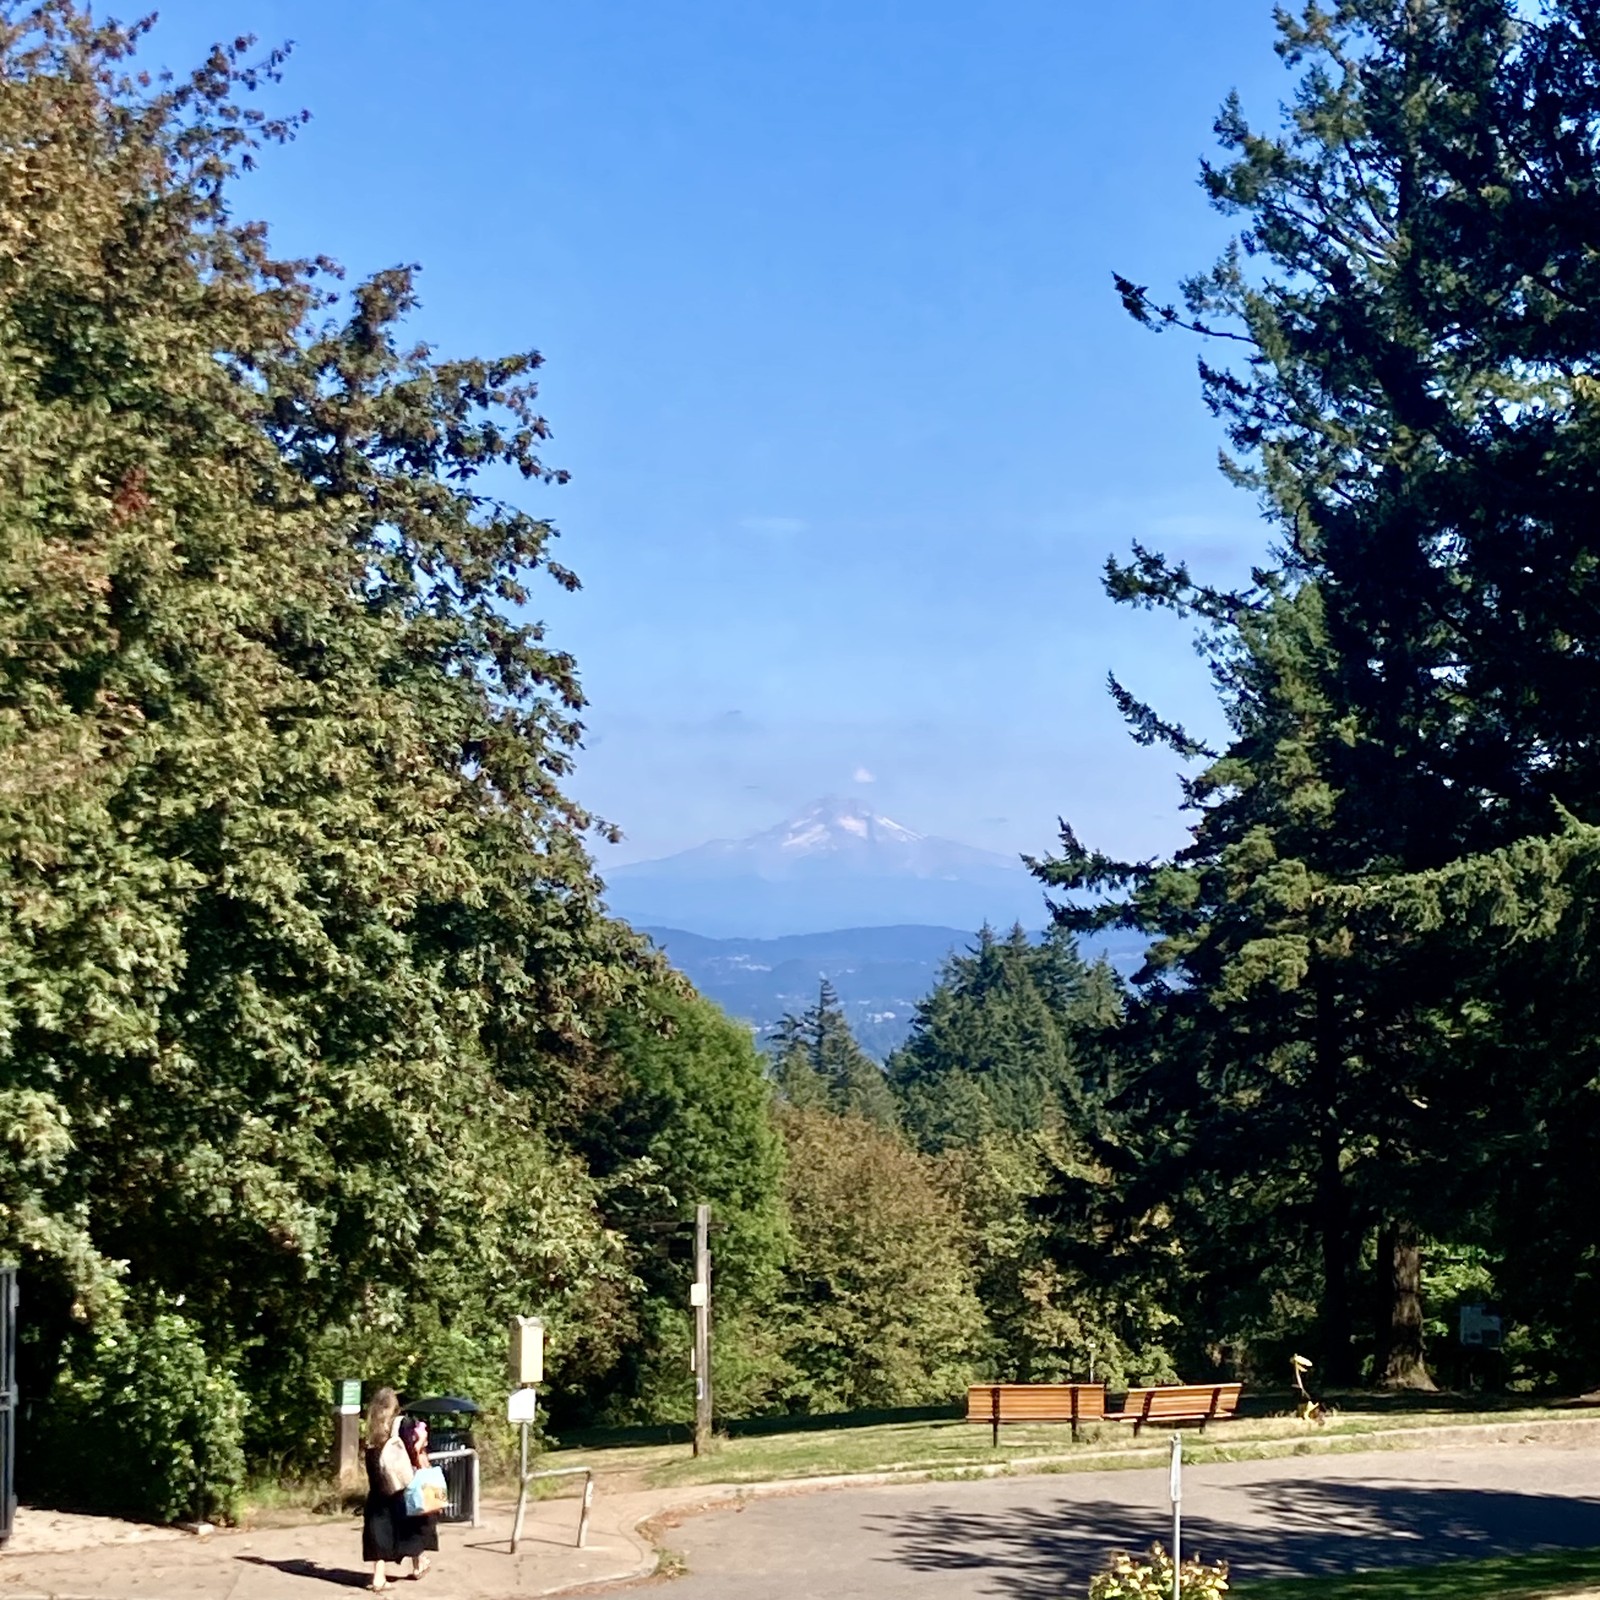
left=646, top=922, right=1149, bottom=1059
left=604, top=797, right=1045, bottom=938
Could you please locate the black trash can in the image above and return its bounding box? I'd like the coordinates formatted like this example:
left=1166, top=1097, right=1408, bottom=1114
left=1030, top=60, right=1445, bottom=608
left=402, top=1396, right=479, bottom=1525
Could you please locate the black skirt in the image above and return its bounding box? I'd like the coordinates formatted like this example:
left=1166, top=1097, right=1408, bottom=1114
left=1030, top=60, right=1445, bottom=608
left=362, top=1448, right=439, bottom=1562
left=362, top=1491, right=401, bottom=1562
left=395, top=1506, right=440, bottom=1559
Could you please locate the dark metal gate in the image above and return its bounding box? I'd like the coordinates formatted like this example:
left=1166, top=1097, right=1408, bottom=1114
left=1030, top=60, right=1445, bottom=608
left=0, top=1265, right=15, bottom=1548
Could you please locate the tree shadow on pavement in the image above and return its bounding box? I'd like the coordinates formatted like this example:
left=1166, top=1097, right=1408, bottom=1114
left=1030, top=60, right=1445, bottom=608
left=235, top=1554, right=371, bottom=1588
left=874, top=1479, right=1600, bottom=1598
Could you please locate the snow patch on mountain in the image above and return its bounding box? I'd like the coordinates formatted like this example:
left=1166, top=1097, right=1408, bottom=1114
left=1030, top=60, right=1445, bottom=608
left=603, top=798, right=1043, bottom=938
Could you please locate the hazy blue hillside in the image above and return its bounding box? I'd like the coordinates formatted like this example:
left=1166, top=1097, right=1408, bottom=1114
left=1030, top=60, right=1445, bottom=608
left=645, top=923, right=1149, bottom=1058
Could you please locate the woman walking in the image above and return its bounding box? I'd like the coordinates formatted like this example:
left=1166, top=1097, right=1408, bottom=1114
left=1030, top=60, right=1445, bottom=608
left=361, top=1388, right=412, bottom=1592
left=393, top=1416, right=440, bottom=1579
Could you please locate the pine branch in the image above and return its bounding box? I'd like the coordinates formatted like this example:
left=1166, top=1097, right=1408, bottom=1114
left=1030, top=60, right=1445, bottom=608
left=1107, top=674, right=1218, bottom=760
left=1112, top=272, right=1262, bottom=345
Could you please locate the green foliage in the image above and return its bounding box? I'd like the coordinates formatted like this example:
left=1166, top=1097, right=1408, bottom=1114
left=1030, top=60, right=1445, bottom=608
left=884, top=924, right=1171, bottom=1385
left=567, top=986, right=788, bottom=1423
left=1031, top=0, right=1600, bottom=1391
left=1088, top=1547, right=1229, bottom=1600
left=0, top=0, right=659, bottom=1498
left=773, top=980, right=899, bottom=1129
left=891, top=926, right=1094, bottom=1152
left=940, top=1132, right=1177, bottom=1387
left=29, top=0, right=1600, bottom=1498
left=775, top=1106, right=986, bottom=1410
left=34, top=1307, right=248, bottom=1524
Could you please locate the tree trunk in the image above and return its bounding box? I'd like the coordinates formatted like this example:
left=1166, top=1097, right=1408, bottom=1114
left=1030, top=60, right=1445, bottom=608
left=1314, top=976, right=1357, bottom=1384
left=1316, top=1117, right=1356, bottom=1383
left=1376, top=1218, right=1436, bottom=1389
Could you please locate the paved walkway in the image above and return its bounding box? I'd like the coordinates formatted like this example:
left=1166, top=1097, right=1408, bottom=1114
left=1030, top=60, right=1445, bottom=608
left=0, top=1487, right=667, bottom=1600
left=663, top=1441, right=1600, bottom=1599
left=8, top=1436, right=1600, bottom=1599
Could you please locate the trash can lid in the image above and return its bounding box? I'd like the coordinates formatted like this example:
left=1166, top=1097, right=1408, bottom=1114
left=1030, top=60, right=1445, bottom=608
left=403, top=1395, right=480, bottom=1415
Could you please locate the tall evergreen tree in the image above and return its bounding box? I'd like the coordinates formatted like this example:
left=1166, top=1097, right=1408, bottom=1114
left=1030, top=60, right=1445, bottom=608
left=891, top=925, right=1094, bottom=1152
left=772, top=979, right=898, bottom=1127
left=1036, top=0, right=1600, bottom=1384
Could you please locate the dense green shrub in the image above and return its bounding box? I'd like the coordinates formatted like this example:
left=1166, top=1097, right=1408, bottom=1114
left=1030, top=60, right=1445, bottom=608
left=35, top=1311, right=247, bottom=1524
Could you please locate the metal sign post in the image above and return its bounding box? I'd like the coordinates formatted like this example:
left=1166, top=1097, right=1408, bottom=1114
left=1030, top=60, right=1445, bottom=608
left=331, top=1378, right=362, bottom=1490
left=508, top=1316, right=545, bottom=1556
left=0, top=1266, right=15, bottom=1551
left=692, top=1203, right=712, bottom=1457
left=1169, top=1432, right=1182, bottom=1600
left=508, top=1386, right=538, bottom=1553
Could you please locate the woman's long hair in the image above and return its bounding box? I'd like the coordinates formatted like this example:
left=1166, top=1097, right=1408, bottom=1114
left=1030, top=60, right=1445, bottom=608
left=364, top=1386, right=400, bottom=1446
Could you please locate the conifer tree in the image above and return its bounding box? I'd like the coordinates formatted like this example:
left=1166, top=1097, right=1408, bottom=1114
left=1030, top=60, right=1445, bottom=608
left=891, top=925, right=1091, bottom=1153
left=772, top=979, right=898, bottom=1128
left=1034, top=0, right=1600, bottom=1384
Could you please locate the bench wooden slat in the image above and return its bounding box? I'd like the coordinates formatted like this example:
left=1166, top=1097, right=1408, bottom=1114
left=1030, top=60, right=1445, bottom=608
left=966, top=1380, right=1241, bottom=1444
left=1104, top=1382, right=1241, bottom=1436
left=964, top=1383, right=1106, bottom=1444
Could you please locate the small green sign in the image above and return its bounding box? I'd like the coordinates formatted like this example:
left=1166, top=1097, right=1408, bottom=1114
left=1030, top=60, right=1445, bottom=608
left=333, top=1379, right=361, bottom=1410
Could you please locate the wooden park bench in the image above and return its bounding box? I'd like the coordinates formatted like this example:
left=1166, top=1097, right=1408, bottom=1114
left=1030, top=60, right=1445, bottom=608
left=1104, top=1382, right=1242, bottom=1436
left=966, top=1382, right=1106, bottom=1447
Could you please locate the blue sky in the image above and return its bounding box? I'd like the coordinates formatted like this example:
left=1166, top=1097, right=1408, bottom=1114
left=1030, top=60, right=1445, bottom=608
left=145, top=1, right=1290, bottom=866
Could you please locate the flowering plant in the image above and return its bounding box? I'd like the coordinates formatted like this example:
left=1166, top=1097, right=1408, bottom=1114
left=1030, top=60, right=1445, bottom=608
left=1087, top=1545, right=1229, bottom=1599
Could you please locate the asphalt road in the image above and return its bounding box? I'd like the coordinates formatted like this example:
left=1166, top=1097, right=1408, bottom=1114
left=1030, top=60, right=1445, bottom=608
left=662, top=1443, right=1600, bottom=1599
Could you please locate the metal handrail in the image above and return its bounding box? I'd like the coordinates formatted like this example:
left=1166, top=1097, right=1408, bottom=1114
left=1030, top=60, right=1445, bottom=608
left=510, top=1464, right=593, bottom=1554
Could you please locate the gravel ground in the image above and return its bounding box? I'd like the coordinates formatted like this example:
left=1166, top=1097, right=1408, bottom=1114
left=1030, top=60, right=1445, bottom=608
left=2, top=1506, right=187, bottom=1557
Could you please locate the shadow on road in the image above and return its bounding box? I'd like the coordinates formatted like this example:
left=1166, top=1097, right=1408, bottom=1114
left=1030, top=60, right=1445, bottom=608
left=875, top=1478, right=1600, bottom=1597
left=234, top=1554, right=371, bottom=1588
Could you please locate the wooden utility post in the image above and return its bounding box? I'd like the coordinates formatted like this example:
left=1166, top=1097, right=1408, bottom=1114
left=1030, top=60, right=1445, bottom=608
left=692, top=1202, right=712, bottom=1456
left=331, top=1379, right=362, bottom=1491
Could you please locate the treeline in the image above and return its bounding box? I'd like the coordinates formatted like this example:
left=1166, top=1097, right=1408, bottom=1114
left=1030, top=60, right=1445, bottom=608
left=742, top=0, right=1600, bottom=1416
left=0, top=3, right=1121, bottom=1525
left=766, top=934, right=1172, bottom=1398
left=15, top=0, right=1600, bottom=1528
left=0, top=3, right=770, bottom=1522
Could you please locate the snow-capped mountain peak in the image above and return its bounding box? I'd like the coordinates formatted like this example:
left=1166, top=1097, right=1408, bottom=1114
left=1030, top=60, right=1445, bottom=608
left=766, top=797, right=927, bottom=856
left=602, top=798, right=1044, bottom=937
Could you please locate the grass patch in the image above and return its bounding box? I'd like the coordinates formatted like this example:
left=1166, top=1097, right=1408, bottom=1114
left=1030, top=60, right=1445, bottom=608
left=1235, top=1546, right=1600, bottom=1599
left=236, top=1475, right=354, bottom=1527
left=538, top=1395, right=1597, bottom=1491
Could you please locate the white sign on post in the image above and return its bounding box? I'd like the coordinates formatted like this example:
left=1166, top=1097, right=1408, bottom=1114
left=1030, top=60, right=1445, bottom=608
left=507, top=1388, right=539, bottom=1425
